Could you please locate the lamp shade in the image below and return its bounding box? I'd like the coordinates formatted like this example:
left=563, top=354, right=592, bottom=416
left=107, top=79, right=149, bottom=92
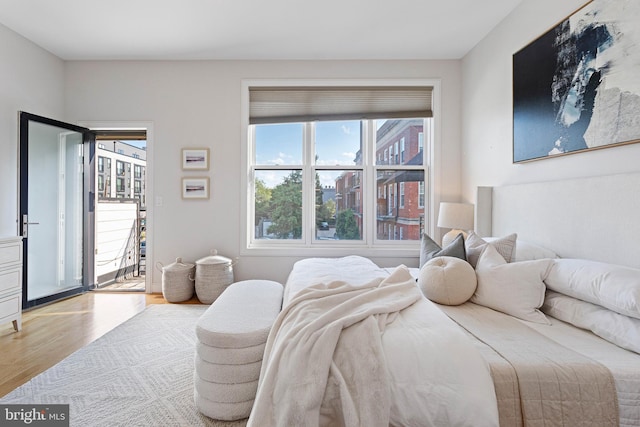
left=437, top=202, right=474, bottom=230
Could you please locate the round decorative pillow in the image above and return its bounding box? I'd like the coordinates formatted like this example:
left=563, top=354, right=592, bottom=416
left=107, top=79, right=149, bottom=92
left=418, top=256, right=477, bottom=305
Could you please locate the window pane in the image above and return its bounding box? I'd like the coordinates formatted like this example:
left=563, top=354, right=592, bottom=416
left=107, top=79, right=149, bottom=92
left=376, top=170, right=425, bottom=240
left=116, top=160, right=125, bottom=176
left=376, top=119, right=424, bottom=166
left=255, top=123, right=303, bottom=165
left=254, top=170, right=302, bottom=240
left=331, top=170, right=363, bottom=240
left=315, top=120, right=362, bottom=166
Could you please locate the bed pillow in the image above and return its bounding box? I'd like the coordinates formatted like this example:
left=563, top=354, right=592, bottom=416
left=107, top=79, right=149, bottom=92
left=471, top=244, right=552, bottom=324
left=514, top=240, right=558, bottom=262
left=543, top=291, right=640, bottom=355
left=419, top=233, right=466, bottom=268
left=465, top=231, right=517, bottom=268
left=544, top=258, right=640, bottom=320
left=418, top=256, right=477, bottom=305
left=486, top=238, right=559, bottom=262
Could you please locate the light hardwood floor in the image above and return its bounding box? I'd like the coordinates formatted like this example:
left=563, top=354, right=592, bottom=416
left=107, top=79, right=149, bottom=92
left=0, top=292, right=201, bottom=398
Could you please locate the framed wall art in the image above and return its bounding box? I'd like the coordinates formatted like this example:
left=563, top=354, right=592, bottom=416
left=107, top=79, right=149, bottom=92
left=513, top=0, right=640, bottom=163
left=182, top=177, right=210, bottom=200
left=182, top=148, right=210, bottom=170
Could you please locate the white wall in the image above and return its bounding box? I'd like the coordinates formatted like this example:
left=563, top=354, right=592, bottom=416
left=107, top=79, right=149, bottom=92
left=0, top=23, right=65, bottom=236
left=64, top=60, right=462, bottom=290
left=461, top=0, right=640, bottom=203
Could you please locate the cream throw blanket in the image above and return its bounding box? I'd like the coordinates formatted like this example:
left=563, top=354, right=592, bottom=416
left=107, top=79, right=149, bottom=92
left=247, top=266, right=421, bottom=427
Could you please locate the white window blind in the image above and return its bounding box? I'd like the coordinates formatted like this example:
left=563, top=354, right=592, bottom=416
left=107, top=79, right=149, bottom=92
left=249, top=86, right=433, bottom=125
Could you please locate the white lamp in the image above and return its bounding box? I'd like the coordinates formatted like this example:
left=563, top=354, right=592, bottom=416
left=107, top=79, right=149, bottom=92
left=437, top=202, right=474, bottom=246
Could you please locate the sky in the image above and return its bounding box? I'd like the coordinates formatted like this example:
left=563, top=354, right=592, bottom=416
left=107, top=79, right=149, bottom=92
left=121, top=140, right=146, bottom=149
left=255, top=120, right=363, bottom=187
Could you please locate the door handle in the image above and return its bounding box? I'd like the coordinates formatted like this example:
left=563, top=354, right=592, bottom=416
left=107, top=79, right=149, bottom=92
left=22, top=214, right=40, bottom=238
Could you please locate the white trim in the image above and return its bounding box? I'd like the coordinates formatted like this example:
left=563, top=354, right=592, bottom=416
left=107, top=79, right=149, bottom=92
left=240, top=78, right=441, bottom=258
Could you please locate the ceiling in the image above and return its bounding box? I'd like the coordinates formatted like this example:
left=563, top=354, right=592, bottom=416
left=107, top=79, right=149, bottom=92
left=0, top=0, right=524, bottom=61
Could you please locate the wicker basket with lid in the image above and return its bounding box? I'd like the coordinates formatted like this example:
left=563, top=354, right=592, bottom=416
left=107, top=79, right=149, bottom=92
left=156, top=257, right=195, bottom=303
left=195, top=250, right=235, bottom=304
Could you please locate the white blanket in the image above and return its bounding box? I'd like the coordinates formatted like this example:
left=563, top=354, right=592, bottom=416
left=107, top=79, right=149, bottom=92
left=251, top=260, right=500, bottom=427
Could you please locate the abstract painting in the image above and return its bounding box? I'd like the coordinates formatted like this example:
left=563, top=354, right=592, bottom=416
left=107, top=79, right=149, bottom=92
left=513, top=0, right=640, bottom=162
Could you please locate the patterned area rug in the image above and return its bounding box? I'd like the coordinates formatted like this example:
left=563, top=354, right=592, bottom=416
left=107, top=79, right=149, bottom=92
left=1, top=304, right=248, bottom=427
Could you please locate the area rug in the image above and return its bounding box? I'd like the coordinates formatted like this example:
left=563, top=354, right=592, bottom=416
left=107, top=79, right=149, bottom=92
left=1, top=304, right=248, bottom=427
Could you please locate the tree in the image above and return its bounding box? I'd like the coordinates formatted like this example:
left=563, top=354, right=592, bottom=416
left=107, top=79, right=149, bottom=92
left=254, top=178, right=272, bottom=226
left=267, top=171, right=302, bottom=238
left=335, top=209, right=360, bottom=240
left=316, top=198, right=336, bottom=225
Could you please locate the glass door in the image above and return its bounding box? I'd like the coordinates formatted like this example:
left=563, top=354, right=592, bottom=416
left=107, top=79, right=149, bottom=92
left=19, top=112, right=95, bottom=309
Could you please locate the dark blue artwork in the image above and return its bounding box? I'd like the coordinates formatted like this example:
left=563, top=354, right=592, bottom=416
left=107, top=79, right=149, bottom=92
left=513, top=0, right=640, bottom=162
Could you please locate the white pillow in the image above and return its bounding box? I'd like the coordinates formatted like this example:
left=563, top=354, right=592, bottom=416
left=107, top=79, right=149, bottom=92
left=544, top=259, right=640, bottom=320
left=418, top=256, right=477, bottom=305
left=486, top=238, right=558, bottom=262
left=543, top=291, right=640, bottom=355
left=471, top=245, right=552, bottom=324
left=466, top=231, right=517, bottom=268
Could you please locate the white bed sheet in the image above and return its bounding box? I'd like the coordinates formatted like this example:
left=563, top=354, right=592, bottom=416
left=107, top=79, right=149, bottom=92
left=283, top=256, right=390, bottom=305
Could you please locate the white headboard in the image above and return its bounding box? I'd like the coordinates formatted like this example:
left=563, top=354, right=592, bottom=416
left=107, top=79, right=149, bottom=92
left=476, top=172, right=640, bottom=269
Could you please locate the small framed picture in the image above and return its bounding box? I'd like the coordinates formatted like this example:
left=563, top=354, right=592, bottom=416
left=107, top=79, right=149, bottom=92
left=182, top=177, right=210, bottom=200
left=182, top=148, right=210, bottom=170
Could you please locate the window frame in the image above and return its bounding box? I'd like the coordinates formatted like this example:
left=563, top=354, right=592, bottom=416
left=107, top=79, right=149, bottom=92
left=240, top=79, right=441, bottom=258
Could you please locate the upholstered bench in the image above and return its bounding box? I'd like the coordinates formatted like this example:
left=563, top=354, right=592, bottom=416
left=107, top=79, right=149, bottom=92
left=194, top=279, right=283, bottom=421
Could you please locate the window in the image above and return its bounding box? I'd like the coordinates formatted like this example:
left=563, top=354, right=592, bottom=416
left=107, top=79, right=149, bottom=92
left=134, top=165, right=142, bottom=179
left=97, top=175, right=104, bottom=192
left=116, top=160, right=125, bottom=176
left=245, top=83, right=434, bottom=252
left=134, top=180, right=142, bottom=194
left=116, top=177, right=125, bottom=192
left=98, top=156, right=104, bottom=173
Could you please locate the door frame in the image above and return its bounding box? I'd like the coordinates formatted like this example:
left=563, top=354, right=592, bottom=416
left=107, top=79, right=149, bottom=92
left=79, top=120, right=154, bottom=293
left=18, top=111, right=96, bottom=308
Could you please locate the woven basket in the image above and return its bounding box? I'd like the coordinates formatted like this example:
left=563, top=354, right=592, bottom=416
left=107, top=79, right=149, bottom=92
left=195, top=250, right=235, bottom=304
left=157, top=257, right=195, bottom=303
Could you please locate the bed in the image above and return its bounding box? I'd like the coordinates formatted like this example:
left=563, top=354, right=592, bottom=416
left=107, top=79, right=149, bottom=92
left=247, top=172, right=640, bottom=427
